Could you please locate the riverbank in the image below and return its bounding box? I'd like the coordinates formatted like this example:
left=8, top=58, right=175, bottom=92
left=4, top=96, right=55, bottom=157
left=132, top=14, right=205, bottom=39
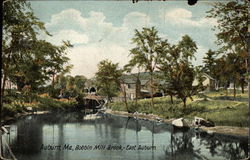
left=109, top=91, right=249, bottom=127
left=104, top=109, right=249, bottom=138
left=1, top=93, right=78, bottom=124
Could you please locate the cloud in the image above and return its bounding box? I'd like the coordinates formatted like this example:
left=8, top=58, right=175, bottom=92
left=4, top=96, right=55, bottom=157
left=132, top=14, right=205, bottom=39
left=123, top=12, right=152, bottom=30
left=164, top=8, right=217, bottom=27
left=45, top=30, right=89, bottom=45
left=68, top=43, right=129, bottom=78
left=192, top=45, right=208, bottom=66
left=45, top=9, right=86, bottom=32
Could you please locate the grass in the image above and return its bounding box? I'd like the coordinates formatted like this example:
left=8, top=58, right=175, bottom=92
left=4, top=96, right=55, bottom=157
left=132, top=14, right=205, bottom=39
left=2, top=92, right=77, bottom=117
left=109, top=90, right=249, bottom=127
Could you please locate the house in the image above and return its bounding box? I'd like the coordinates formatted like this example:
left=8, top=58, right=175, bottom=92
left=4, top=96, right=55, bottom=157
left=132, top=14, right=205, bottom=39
left=120, top=77, right=150, bottom=100
left=192, top=73, right=216, bottom=91
left=120, top=72, right=164, bottom=100
left=120, top=72, right=216, bottom=100
left=1, top=78, right=17, bottom=90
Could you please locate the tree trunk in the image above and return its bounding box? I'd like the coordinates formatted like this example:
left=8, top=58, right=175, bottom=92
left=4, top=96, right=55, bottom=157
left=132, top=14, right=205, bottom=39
left=0, top=75, right=7, bottom=119
left=241, top=82, right=244, bottom=94
left=1, top=75, right=7, bottom=100
left=189, top=96, right=194, bottom=101
left=170, top=94, right=173, bottom=104
left=52, top=74, right=55, bottom=88
left=121, top=84, right=128, bottom=112
left=233, top=80, right=236, bottom=100
left=150, top=72, right=154, bottom=108
left=183, top=98, right=187, bottom=111
left=135, top=77, right=140, bottom=107
left=135, top=84, right=138, bottom=107
left=248, top=75, right=250, bottom=114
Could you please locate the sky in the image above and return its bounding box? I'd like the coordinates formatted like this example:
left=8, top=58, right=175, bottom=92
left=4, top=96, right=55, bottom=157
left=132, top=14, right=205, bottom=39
left=30, top=1, right=220, bottom=78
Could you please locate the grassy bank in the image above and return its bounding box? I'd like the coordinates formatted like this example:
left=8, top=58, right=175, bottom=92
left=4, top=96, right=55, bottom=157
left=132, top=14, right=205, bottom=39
left=2, top=92, right=77, bottom=118
left=109, top=91, right=249, bottom=127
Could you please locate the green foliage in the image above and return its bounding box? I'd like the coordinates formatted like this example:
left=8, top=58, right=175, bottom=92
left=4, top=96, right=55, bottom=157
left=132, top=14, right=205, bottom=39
left=206, top=0, right=249, bottom=95
left=158, top=35, right=200, bottom=109
left=95, top=59, right=122, bottom=101
left=37, top=97, right=77, bottom=111
left=2, top=0, right=72, bottom=95
left=203, top=49, right=217, bottom=77
left=109, top=91, right=248, bottom=127
left=52, top=75, right=87, bottom=98
left=129, top=27, right=164, bottom=107
left=2, top=94, right=77, bottom=117
left=207, top=0, right=248, bottom=51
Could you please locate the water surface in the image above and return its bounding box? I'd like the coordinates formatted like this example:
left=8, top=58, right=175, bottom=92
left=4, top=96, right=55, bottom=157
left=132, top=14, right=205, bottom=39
left=2, top=112, right=248, bottom=160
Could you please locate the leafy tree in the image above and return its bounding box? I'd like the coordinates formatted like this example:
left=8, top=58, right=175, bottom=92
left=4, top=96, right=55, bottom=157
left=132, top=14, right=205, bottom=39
left=207, top=0, right=249, bottom=101
left=129, top=27, right=162, bottom=107
left=207, top=0, right=248, bottom=52
left=2, top=0, right=72, bottom=95
left=202, top=49, right=218, bottom=90
left=95, top=60, right=122, bottom=102
left=203, top=50, right=217, bottom=77
left=123, top=60, right=143, bottom=106
left=225, top=52, right=247, bottom=98
left=7, top=40, right=72, bottom=92
left=119, top=75, right=129, bottom=112
left=74, top=75, right=87, bottom=94
left=54, top=75, right=87, bottom=98
left=2, top=0, right=48, bottom=97
left=159, top=35, right=200, bottom=109
left=213, top=56, right=229, bottom=90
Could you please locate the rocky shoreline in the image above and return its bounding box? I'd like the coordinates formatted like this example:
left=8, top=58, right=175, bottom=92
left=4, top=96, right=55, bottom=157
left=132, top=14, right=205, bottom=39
left=103, top=109, right=249, bottom=138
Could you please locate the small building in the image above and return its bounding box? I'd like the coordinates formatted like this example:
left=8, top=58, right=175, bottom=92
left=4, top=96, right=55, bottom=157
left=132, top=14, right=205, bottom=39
left=1, top=78, right=17, bottom=90
left=120, top=78, right=150, bottom=100
left=120, top=72, right=164, bottom=100
left=192, top=73, right=216, bottom=91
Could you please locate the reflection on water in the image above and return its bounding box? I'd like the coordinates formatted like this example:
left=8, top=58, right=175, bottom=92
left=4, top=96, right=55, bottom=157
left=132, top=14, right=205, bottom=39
left=2, top=112, right=248, bottom=160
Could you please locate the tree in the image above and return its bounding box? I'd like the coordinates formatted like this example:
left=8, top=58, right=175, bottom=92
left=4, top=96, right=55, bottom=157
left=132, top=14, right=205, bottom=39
left=129, top=27, right=162, bottom=107
left=2, top=0, right=47, bottom=97
left=224, top=52, right=247, bottom=98
left=203, top=50, right=217, bottom=76
left=119, top=76, right=129, bottom=112
left=2, top=0, right=50, bottom=115
left=2, top=0, right=72, bottom=95
left=123, top=59, right=144, bottom=106
left=7, top=40, right=72, bottom=92
left=159, top=35, right=200, bottom=109
left=95, top=60, right=122, bottom=102
left=207, top=0, right=249, bottom=105
left=74, top=75, right=87, bottom=94
left=202, top=49, right=218, bottom=90
left=53, top=74, right=87, bottom=99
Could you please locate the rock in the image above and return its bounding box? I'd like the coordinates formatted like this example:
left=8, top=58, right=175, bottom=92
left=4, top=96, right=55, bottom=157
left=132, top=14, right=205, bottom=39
left=83, top=114, right=101, bottom=120
left=172, top=118, right=189, bottom=128
left=26, top=107, right=33, bottom=112
left=194, top=116, right=215, bottom=127
left=207, top=130, right=214, bottom=134
left=156, top=117, right=162, bottom=121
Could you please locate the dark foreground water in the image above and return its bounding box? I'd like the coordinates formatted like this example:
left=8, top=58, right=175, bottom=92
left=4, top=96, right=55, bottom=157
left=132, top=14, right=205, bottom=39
left=2, top=112, right=248, bottom=160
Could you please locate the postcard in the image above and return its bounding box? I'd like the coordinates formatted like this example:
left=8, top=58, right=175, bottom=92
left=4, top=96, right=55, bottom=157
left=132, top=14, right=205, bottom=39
left=1, top=0, right=249, bottom=160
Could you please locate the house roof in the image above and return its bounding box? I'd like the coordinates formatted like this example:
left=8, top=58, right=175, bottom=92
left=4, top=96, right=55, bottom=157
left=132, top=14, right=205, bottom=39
left=120, top=72, right=164, bottom=85
left=202, top=73, right=215, bottom=80
left=84, top=94, right=104, bottom=100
